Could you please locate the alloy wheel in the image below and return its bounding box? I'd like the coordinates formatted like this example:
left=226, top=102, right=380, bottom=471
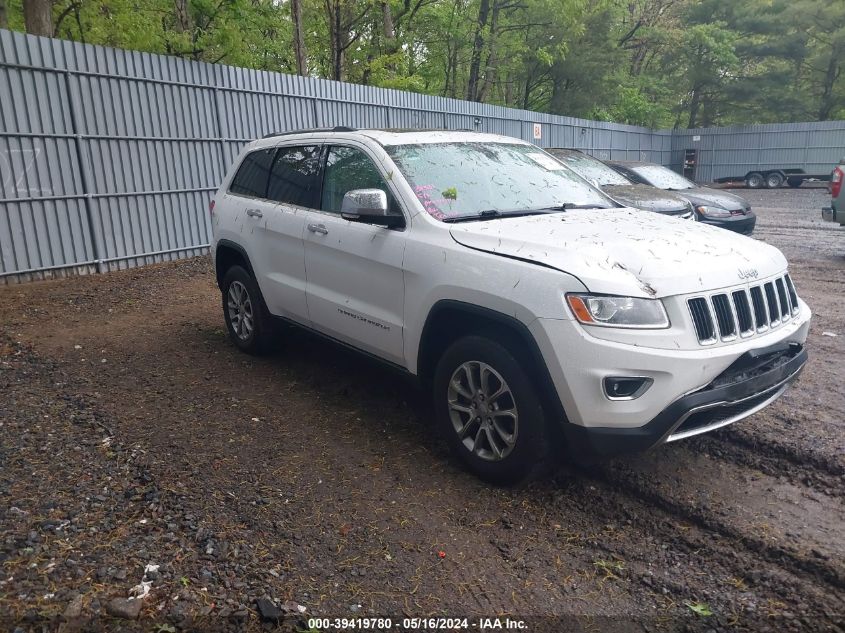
left=227, top=280, right=254, bottom=340
left=447, top=361, right=518, bottom=461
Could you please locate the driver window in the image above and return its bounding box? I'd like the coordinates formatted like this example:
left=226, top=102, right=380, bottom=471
left=321, top=146, right=399, bottom=215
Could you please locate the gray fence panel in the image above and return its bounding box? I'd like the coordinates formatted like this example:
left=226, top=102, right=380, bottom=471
left=671, top=122, right=845, bottom=182
left=2, top=27, right=844, bottom=283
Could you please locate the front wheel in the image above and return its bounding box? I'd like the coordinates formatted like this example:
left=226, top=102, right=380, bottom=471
left=433, top=335, right=551, bottom=484
left=221, top=265, right=274, bottom=355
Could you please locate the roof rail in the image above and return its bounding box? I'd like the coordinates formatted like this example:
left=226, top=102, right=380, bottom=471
left=261, top=126, right=357, bottom=139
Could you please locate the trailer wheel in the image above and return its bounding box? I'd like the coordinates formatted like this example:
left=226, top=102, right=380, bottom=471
left=746, top=172, right=764, bottom=189
left=765, top=172, right=784, bottom=189
left=787, top=178, right=803, bottom=188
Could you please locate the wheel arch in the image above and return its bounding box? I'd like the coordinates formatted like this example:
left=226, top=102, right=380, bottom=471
left=215, top=239, right=255, bottom=288
left=417, top=300, right=567, bottom=423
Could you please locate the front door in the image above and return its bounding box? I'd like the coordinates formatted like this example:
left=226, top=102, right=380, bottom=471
left=303, top=144, right=407, bottom=365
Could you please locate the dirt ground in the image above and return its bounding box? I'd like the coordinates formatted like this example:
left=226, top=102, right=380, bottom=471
left=1, top=187, right=843, bottom=632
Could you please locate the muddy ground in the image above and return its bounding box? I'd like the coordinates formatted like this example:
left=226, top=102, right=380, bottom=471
left=0, top=188, right=843, bottom=632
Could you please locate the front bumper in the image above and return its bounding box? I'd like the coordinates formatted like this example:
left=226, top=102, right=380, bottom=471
left=564, top=342, right=807, bottom=460
left=698, top=214, right=756, bottom=235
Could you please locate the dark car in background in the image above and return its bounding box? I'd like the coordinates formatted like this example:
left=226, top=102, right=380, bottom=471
left=547, top=149, right=694, bottom=219
left=607, top=160, right=756, bottom=235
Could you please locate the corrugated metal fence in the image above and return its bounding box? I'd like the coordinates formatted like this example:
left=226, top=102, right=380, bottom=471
left=0, top=27, right=842, bottom=283
left=671, top=122, right=845, bottom=183
left=0, top=28, right=670, bottom=283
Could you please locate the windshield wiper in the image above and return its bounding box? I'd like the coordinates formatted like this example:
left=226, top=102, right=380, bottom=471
left=543, top=203, right=611, bottom=210
left=441, top=209, right=555, bottom=223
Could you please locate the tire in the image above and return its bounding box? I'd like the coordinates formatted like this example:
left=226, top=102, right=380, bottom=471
left=765, top=172, right=784, bottom=189
left=432, top=335, right=551, bottom=485
left=221, top=265, right=275, bottom=355
left=787, top=178, right=803, bottom=188
left=745, top=172, right=764, bottom=189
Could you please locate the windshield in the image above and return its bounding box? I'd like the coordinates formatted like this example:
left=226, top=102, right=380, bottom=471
left=630, top=165, right=696, bottom=190
left=385, top=142, right=613, bottom=220
left=549, top=151, right=630, bottom=186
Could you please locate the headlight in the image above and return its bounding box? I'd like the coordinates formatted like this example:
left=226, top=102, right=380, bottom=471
left=566, top=294, right=670, bottom=328
left=696, top=205, right=731, bottom=218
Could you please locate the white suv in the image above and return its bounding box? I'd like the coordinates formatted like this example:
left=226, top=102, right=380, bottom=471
left=210, top=128, right=810, bottom=483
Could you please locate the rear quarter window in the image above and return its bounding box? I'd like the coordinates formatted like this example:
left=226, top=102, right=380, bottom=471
left=229, top=148, right=276, bottom=198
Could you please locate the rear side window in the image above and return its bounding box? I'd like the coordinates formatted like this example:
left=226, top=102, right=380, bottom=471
left=267, top=146, right=322, bottom=208
left=229, top=148, right=275, bottom=198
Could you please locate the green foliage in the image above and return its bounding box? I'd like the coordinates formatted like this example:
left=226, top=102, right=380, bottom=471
left=5, top=0, right=844, bottom=127
left=685, top=601, right=714, bottom=616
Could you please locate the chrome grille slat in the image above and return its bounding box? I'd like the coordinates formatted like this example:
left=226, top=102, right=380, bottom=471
left=749, top=285, right=768, bottom=331
left=785, top=274, right=799, bottom=315
left=732, top=290, right=754, bottom=335
left=764, top=282, right=780, bottom=326
left=711, top=294, right=736, bottom=340
left=688, top=274, right=800, bottom=345
left=775, top=277, right=790, bottom=319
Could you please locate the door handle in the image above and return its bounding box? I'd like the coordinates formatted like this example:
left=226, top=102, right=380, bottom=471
left=246, top=208, right=263, bottom=218
left=307, top=223, right=328, bottom=235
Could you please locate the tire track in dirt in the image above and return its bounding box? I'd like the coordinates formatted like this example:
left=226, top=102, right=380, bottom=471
left=588, top=452, right=844, bottom=593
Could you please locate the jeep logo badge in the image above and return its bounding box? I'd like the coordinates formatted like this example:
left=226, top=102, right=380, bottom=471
left=737, top=268, right=759, bottom=280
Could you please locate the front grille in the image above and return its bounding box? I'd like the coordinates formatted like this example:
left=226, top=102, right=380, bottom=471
left=775, top=278, right=790, bottom=318
left=688, top=297, right=716, bottom=342
left=687, top=274, right=800, bottom=345
left=732, top=290, right=754, bottom=334
left=749, top=286, right=767, bottom=329
left=764, top=282, right=779, bottom=324
left=711, top=294, right=736, bottom=338
left=785, top=275, right=799, bottom=315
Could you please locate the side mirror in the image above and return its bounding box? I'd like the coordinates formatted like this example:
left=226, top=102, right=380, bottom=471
left=340, top=189, right=404, bottom=228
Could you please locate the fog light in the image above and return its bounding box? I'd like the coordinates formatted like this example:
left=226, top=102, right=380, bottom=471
left=603, top=376, right=653, bottom=400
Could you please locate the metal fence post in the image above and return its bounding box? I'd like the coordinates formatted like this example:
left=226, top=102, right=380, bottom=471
left=63, top=69, right=104, bottom=274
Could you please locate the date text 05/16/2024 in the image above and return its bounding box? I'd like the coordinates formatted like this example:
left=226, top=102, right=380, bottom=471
left=306, top=617, right=527, bottom=630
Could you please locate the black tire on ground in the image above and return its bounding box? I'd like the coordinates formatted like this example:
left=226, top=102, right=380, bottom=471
left=745, top=172, right=764, bottom=189
left=787, top=178, right=803, bottom=188
left=765, top=172, right=784, bottom=188
left=433, top=335, right=551, bottom=485
left=220, top=265, right=275, bottom=355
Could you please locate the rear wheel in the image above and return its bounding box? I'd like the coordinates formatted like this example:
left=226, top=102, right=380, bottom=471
left=221, top=265, right=274, bottom=355
left=787, top=178, right=803, bottom=188
left=765, top=172, right=784, bottom=189
left=433, top=335, right=551, bottom=485
left=745, top=172, right=764, bottom=189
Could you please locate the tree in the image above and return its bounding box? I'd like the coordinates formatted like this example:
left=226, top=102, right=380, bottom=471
left=292, top=0, right=308, bottom=75
left=22, top=0, right=51, bottom=36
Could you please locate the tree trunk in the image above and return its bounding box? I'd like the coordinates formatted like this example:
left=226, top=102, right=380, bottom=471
left=291, top=0, right=308, bottom=75
left=173, top=0, right=192, bottom=33
left=476, top=0, right=500, bottom=102
left=687, top=86, right=701, bottom=129
left=23, top=0, right=53, bottom=36
left=325, top=0, right=348, bottom=81
left=381, top=1, right=397, bottom=72
left=466, top=0, right=491, bottom=101
left=818, top=51, right=841, bottom=121
left=0, top=0, right=8, bottom=29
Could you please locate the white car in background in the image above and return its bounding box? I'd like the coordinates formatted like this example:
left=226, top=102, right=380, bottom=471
left=210, top=128, right=810, bottom=484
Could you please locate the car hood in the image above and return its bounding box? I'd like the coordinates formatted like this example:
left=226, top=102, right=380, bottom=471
left=670, top=187, right=750, bottom=212
left=449, top=209, right=786, bottom=298
left=602, top=184, right=691, bottom=214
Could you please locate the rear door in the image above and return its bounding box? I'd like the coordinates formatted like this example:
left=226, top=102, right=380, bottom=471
left=302, top=143, right=407, bottom=364
left=258, top=144, right=323, bottom=324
